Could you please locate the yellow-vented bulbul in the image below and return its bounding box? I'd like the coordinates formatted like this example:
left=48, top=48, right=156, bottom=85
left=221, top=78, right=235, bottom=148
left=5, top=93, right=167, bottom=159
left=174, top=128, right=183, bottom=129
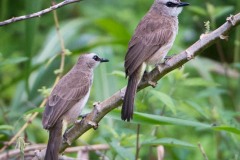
left=122, top=0, right=189, bottom=121
left=42, top=53, right=109, bottom=160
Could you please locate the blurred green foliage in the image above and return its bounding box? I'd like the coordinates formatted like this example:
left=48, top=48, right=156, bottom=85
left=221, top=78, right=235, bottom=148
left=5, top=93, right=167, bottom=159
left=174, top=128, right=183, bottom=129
left=0, top=0, right=240, bottom=159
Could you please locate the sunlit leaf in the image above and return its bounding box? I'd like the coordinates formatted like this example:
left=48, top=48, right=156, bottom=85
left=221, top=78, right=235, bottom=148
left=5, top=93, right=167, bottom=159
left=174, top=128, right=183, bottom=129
left=214, top=6, right=234, bottom=19
left=0, top=125, right=14, bottom=130
left=0, top=57, right=28, bottom=67
left=111, top=70, right=125, bottom=78
left=214, top=126, right=240, bottom=135
left=108, top=110, right=212, bottom=129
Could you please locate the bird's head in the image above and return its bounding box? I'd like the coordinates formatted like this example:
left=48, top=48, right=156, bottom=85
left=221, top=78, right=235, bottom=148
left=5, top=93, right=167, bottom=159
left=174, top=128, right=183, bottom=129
left=155, top=0, right=189, bottom=17
left=78, top=53, right=109, bottom=69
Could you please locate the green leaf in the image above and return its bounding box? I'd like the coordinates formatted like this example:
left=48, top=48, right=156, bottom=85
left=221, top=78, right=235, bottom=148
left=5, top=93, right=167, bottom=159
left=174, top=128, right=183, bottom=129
left=213, top=126, right=240, bottom=135
left=142, top=138, right=196, bottom=148
left=151, top=90, right=176, bottom=114
left=188, top=6, right=208, bottom=17
left=214, top=6, right=234, bottom=19
left=111, top=70, right=125, bottom=78
left=108, top=110, right=211, bottom=129
left=182, top=78, right=218, bottom=87
left=0, top=125, right=14, bottom=130
left=109, top=140, right=134, bottom=160
left=0, top=57, right=28, bottom=67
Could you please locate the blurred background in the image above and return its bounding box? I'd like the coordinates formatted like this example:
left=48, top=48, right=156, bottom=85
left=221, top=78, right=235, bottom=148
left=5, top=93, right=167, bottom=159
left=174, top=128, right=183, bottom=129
left=0, top=0, right=239, bottom=159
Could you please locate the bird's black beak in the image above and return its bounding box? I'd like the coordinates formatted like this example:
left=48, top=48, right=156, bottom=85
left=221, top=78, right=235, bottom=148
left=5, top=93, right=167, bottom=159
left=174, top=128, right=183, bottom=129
left=99, top=58, right=109, bottom=63
left=177, top=2, right=190, bottom=7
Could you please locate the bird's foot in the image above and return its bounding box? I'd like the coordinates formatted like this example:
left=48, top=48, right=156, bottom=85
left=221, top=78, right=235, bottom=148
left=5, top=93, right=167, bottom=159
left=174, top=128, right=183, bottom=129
left=88, top=121, right=98, bottom=130
left=63, top=131, right=72, bottom=145
left=142, top=70, right=150, bottom=81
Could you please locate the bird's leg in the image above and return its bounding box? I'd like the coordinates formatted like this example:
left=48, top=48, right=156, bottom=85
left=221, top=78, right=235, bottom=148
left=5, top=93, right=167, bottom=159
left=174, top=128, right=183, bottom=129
left=62, top=121, right=72, bottom=145
left=142, top=70, right=149, bottom=81
left=63, top=132, right=71, bottom=145
left=143, top=67, right=157, bottom=88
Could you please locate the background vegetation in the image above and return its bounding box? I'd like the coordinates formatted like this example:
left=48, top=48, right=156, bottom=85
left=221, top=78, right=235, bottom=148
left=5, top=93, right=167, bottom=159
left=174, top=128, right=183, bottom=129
left=0, top=0, right=239, bottom=159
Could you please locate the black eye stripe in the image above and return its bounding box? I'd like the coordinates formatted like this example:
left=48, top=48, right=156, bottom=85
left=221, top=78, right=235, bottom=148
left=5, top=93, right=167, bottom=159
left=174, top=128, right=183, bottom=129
left=166, top=2, right=178, bottom=7
left=93, top=55, right=99, bottom=61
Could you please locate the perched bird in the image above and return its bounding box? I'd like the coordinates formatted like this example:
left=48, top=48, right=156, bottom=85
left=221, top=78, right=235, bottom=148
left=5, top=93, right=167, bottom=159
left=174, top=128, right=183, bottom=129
left=122, top=0, right=189, bottom=121
left=42, top=53, right=109, bottom=160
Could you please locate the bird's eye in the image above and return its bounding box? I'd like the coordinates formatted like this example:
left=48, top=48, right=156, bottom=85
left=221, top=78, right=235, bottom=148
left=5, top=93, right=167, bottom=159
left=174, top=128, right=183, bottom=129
left=93, top=55, right=99, bottom=61
left=166, top=2, right=177, bottom=7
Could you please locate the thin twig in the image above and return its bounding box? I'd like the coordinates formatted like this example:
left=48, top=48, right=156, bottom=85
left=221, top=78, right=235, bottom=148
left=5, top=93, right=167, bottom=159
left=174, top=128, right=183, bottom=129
left=0, top=0, right=81, bottom=26
left=52, top=0, right=66, bottom=77
left=198, top=143, right=209, bottom=160
left=0, top=144, right=109, bottom=159
left=135, top=124, right=141, bottom=160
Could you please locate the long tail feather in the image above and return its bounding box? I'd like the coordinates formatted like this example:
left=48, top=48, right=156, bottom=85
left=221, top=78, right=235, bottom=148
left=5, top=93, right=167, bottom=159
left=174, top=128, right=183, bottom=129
left=45, top=120, right=62, bottom=160
left=121, top=72, right=139, bottom=121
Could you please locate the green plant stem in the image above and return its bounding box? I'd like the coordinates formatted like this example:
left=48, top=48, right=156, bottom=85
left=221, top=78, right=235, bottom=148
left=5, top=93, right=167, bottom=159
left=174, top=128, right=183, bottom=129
left=135, top=124, right=140, bottom=160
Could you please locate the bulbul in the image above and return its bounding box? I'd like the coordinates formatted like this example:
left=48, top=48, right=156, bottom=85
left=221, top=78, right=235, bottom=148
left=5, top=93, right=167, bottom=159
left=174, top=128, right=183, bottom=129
left=42, top=53, right=109, bottom=160
left=122, top=0, right=189, bottom=121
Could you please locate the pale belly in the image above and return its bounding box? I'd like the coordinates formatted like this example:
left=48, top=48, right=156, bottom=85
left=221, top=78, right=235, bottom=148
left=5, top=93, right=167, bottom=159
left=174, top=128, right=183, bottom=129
left=62, top=90, right=91, bottom=124
left=146, top=42, right=173, bottom=65
left=146, top=27, right=177, bottom=65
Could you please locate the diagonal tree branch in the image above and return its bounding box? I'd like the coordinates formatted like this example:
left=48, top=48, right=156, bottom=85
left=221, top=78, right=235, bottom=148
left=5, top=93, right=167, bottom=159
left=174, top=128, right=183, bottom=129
left=59, top=13, right=240, bottom=153
left=0, top=0, right=82, bottom=26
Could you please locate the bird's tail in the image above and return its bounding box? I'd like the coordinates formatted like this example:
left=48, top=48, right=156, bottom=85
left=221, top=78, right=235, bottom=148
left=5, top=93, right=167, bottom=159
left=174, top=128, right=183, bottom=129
left=45, top=120, right=62, bottom=160
left=121, top=72, right=139, bottom=121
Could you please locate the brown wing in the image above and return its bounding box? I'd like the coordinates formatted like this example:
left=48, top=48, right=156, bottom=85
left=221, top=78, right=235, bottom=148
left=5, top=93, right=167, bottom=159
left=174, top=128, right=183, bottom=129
left=42, top=70, right=92, bottom=129
left=125, top=15, right=173, bottom=76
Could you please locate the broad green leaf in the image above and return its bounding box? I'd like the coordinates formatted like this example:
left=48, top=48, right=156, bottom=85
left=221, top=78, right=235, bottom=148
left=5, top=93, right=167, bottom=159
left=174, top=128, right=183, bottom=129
left=95, top=18, right=130, bottom=39
left=0, top=57, right=28, bottom=67
left=108, top=110, right=211, bottom=129
left=184, top=100, right=208, bottom=118
left=151, top=90, right=176, bottom=114
left=142, top=138, right=196, bottom=148
left=213, top=126, right=240, bottom=135
left=0, top=125, right=14, bottom=130
left=109, top=140, right=134, bottom=160
left=111, top=70, right=125, bottom=78
left=214, top=6, right=234, bottom=19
